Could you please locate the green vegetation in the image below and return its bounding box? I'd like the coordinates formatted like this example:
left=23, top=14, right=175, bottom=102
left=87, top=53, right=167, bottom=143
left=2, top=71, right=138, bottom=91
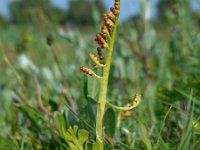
left=0, top=0, right=200, bottom=149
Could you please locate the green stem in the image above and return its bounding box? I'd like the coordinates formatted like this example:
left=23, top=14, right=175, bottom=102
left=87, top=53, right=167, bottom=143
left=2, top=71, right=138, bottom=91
left=48, top=46, right=77, bottom=113
left=106, top=98, right=140, bottom=111
left=0, top=42, right=25, bottom=89
left=96, top=18, right=119, bottom=149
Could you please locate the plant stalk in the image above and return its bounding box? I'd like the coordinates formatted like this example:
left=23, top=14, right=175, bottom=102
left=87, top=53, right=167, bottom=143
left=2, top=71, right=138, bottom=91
left=96, top=19, right=119, bottom=149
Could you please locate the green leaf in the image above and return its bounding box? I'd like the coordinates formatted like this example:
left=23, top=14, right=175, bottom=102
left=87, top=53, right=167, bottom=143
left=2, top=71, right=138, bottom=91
left=178, top=92, right=194, bottom=150
left=86, top=142, right=98, bottom=150
left=55, top=111, right=67, bottom=137
left=92, top=142, right=98, bottom=150
left=82, top=76, right=88, bottom=100
left=68, top=142, right=79, bottom=150
left=15, top=104, right=43, bottom=128
left=78, top=129, right=89, bottom=145
left=63, top=126, right=89, bottom=150
left=62, top=109, right=69, bottom=127
left=86, top=97, right=97, bottom=122
left=80, top=76, right=88, bottom=107
left=68, top=111, right=78, bottom=126
left=87, top=96, right=98, bottom=104
left=73, top=125, right=79, bottom=134
left=64, top=127, right=74, bottom=142
left=156, top=138, right=170, bottom=150
left=104, top=108, right=117, bottom=137
left=15, top=104, right=41, bottom=120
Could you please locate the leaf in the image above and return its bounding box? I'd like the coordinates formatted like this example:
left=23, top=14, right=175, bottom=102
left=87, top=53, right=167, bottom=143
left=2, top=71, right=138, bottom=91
left=92, top=142, right=98, bottom=150
left=15, top=104, right=43, bottom=128
left=82, top=76, right=88, bottom=100
left=78, top=129, right=89, bottom=145
left=68, top=111, right=79, bottom=126
left=54, top=111, right=67, bottom=137
left=157, top=138, right=170, bottom=150
left=178, top=92, right=194, bottom=150
left=85, top=142, right=92, bottom=150
left=80, top=76, right=88, bottom=107
left=73, top=125, right=79, bottom=135
left=15, top=104, right=41, bottom=120
left=64, top=127, right=74, bottom=142
left=104, top=108, right=117, bottom=137
left=64, top=126, right=89, bottom=150
left=87, top=96, right=98, bottom=104
left=86, top=97, right=97, bottom=122
left=62, top=109, right=69, bottom=127
left=68, top=142, right=79, bottom=150
left=87, top=75, right=100, bottom=98
left=86, top=142, right=98, bottom=150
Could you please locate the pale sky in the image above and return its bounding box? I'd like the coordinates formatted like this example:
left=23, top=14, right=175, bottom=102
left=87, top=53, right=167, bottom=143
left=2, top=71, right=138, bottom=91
left=0, top=0, right=199, bottom=21
left=0, top=0, right=158, bottom=20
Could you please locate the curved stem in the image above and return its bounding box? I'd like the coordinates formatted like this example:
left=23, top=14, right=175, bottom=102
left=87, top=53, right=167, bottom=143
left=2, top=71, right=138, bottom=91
left=89, top=52, right=106, bottom=68
left=96, top=18, right=119, bottom=149
left=89, top=69, right=103, bottom=80
left=106, top=99, right=140, bottom=111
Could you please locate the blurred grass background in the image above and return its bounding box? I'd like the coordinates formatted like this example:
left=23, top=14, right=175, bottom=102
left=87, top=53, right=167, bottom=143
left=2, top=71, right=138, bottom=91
left=0, top=0, right=200, bottom=149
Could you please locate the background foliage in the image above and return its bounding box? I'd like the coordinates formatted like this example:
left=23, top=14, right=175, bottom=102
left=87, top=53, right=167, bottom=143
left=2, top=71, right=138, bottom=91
left=0, top=0, right=200, bottom=149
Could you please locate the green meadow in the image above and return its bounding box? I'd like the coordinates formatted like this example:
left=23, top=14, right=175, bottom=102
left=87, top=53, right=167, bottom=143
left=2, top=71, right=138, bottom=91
left=0, top=0, right=200, bottom=149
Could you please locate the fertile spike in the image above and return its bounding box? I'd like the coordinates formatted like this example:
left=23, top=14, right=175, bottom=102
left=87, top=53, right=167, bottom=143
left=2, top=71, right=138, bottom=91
left=101, top=24, right=110, bottom=36
left=89, top=52, right=105, bottom=68
left=97, top=47, right=104, bottom=60
left=95, top=33, right=108, bottom=48
left=107, top=12, right=116, bottom=22
left=80, top=66, right=93, bottom=76
left=110, top=7, right=119, bottom=16
left=105, top=19, right=114, bottom=28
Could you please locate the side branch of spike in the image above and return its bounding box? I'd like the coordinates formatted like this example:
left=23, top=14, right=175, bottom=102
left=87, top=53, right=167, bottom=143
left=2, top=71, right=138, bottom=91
left=80, top=66, right=102, bottom=80
left=89, top=52, right=105, bottom=68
